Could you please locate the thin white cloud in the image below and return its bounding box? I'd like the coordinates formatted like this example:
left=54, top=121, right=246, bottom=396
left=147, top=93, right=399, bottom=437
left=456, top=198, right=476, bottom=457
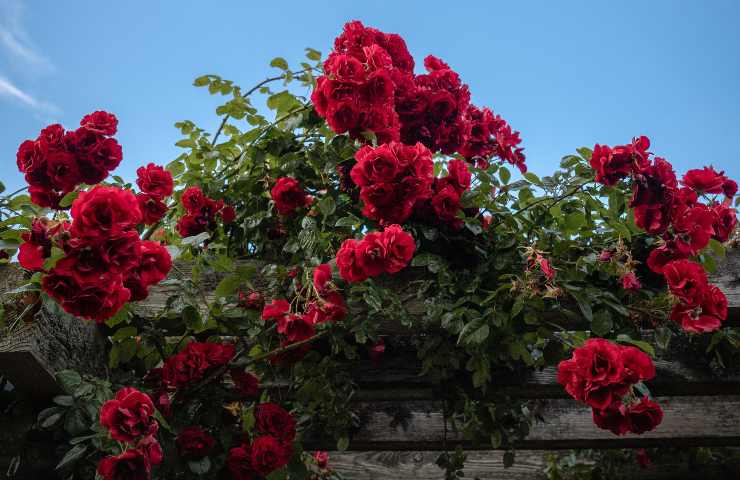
left=0, top=0, right=54, bottom=72
left=0, top=75, right=59, bottom=114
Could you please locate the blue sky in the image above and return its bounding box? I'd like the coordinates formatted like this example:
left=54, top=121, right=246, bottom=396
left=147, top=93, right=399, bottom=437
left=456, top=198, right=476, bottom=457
left=1, top=0, right=739, bottom=193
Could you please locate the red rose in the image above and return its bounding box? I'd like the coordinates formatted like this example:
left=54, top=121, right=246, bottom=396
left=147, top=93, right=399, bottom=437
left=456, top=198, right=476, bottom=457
left=239, top=291, right=264, bottom=310
left=355, top=231, right=388, bottom=278
left=99, top=387, right=158, bottom=443
left=381, top=224, right=415, bottom=273
left=537, top=255, right=556, bottom=281
left=262, top=299, right=291, bottom=322
left=711, top=203, right=737, bottom=242
left=136, top=163, right=174, bottom=198
left=336, top=239, right=367, bottom=283
left=681, top=166, right=727, bottom=194
left=589, top=144, right=632, bottom=186
left=83, top=136, right=123, bottom=181
left=271, top=177, right=311, bottom=215
left=326, top=100, right=360, bottom=134
left=313, top=263, right=332, bottom=294
left=138, top=241, right=171, bottom=286
left=306, top=291, right=347, bottom=324
left=281, top=313, right=315, bottom=343
left=71, top=186, right=141, bottom=241
left=592, top=403, right=631, bottom=435
left=175, top=214, right=206, bottom=238
left=369, top=338, right=385, bottom=364
left=431, top=184, right=462, bottom=222
left=249, top=435, right=291, bottom=476
left=636, top=449, right=651, bottom=469
left=162, top=342, right=235, bottom=388
left=42, top=269, right=130, bottom=322
left=18, top=218, right=57, bottom=271
left=181, top=186, right=206, bottom=213
left=97, top=449, right=151, bottom=480
left=16, top=139, right=46, bottom=177
left=227, top=445, right=257, bottom=480
left=443, top=159, right=471, bottom=194
left=29, top=186, right=65, bottom=209
left=671, top=204, right=715, bottom=255
left=230, top=369, right=260, bottom=398
left=557, top=338, right=627, bottom=409
left=619, top=346, right=655, bottom=384
left=627, top=398, right=664, bottom=434
left=176, top=426, right=215, bottom=459
left=46, top=149, right=80, bottom=192
left=324, top=53, right=366, bottom=82
left=364, top=69, right=394, bottom=102
left=621, top=272, right=641, bottom=291
left=314, top=451, right=329, bottom=470
left=137, top=435, right=163, bottom=465
left=670, top=284, right=727, bottom=333
left=662, top=259, right=708, bottom=305
left=723, top=179, right=738, bottom=198
left=80, top=110, right=118, bottom=136
left=136, top=193, right=168, bottom=225
left=351, top=144, right=400, bottom=186
left=646, top=243, right=685, bottom=275
left=220, top=205, right=236, bottom=224
left=255, top=403, right=297, bottom=443
left=59, top=232, right=141, bottom=284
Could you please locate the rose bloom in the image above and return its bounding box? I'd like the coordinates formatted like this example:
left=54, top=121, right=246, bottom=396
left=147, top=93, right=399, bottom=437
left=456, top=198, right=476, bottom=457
left=313, top=263, right=333, bottom=294
left=336, top=239, right=368, bottom=283
left=99, top=387, right=158, bottom=443
left=80, top=110, right=118, bottom=136
left=18, top=218, right=59, bottom=271
left=662, top=259, right=709, bottom=306
left=592, top=402, right=631, bottom=435
left=711, top=203, right=737, bottom=242
left=227, top=444, right=257, bottom=480
left=255, top=403, right=297, bottom=443
left=670, top=284, right=727, bottom=333
left=621, top=272, right=641, bottom=291
left=239, top=290, right=264, bottom=310
left=355, top=231, right=388, bottom=278
left=627, top=398, right=664, bottom=434
left=137, top=193, right=169, bottom=225
left=42, top=269, right=131, bottom=322
left=681, top=166, right=728, bottom=194
left=97, top=449, right=151, bottom=480
left=220, top=205, right=237, bottom=224
left=176, top=426, right=215, bottom=459
left=381, top=224, right=416, bottom=274
left=230, top=369, right=261, bottom=398
left=70, top=186, right=142, bottom=241
left=137, top=435, right=163, bottom=465
left=138, top=241, right=172, bottom=286
left=249, top=435, right=292, bottom=476
left=162, top=341, right=235, bottom=388
left=136, top=163, right=174, bottom=198
left=271, top=177, right=312, bottom=215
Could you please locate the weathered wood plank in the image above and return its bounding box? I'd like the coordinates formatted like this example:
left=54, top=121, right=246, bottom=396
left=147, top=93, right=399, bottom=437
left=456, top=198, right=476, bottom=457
left=341, top=396, right=740, bottom=450
left=327, top=450, right=740, bottom=480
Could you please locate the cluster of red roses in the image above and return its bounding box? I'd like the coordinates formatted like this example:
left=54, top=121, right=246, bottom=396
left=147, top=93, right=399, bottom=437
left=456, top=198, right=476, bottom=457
left=176, top=186, right=236, bottom=237
left=16, top=111, right=123, bottom=208
left=590, top=136, right=737, bottom=332
left=97, top=387, right=163, bottom=480
left=261, top=265, right=348, bottom=364
left=336, top=224, right=416, bottom=283
left=663, top=259, right=728, bottom=333
left=31, top=185, right=172, bottom=322
left=161, top=341, right=236, bottom=388
left=312, top=21, right=526, bottom=173
left=227, top=403, right=297, bottom=479
left=135, top=163, right=174, bottom=225
left=557, top=339, right=664, bottom=436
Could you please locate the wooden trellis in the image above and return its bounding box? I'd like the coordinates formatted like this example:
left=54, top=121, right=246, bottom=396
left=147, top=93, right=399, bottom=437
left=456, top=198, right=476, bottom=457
left=1, top=249, right=740, bottom=479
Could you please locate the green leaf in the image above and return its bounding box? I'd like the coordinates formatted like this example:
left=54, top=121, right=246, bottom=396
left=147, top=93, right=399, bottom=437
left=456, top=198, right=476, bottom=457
left=577, top=147, right=593, bottom=161
left=523, top=172, right=542, bottom=186
left=188, top=457, right=212, bottom=475
left=499, top=166, right=511, bottom=184
left=58, top=191, right=79, bottom=208
left=55, top=444, right=88, bottom=470
left=193, top=75, right=211, bottom=87
left=305, top=48, right=322, bottom=61
left=53, top=395, right=74, bottom=407
left=571, top=292, right=593, bottom=322
left=616, top=334, right=655, bottom=357
left=215, top=274, right=241, bottom=298
left=112, top=326, right=137, bottom=341
left=335, top=216, right=360, bottom=227
left=337, top=436, right=350, bottom=451
left=591, top=310, right=613, bottom=336
left=317, top=196, right=336, bottom=217
left=166, top=160, right=185, bottom=177
left=270, top=57, right=289, bottom=70
left=56, top=370, right=81, bottom=393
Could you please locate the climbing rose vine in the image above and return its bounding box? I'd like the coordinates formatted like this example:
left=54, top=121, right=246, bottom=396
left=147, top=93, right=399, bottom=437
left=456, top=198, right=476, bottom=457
left=2, top=19, right=737, bottom=480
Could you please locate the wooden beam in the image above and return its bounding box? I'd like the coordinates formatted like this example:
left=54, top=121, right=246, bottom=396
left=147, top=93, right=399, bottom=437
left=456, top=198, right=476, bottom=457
left=337, top=396, right=740, bottom=451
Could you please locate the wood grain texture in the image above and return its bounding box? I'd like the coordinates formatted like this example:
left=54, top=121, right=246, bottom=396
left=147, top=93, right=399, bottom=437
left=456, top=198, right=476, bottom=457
left=327, top=450, right=740, bottom=480
left=340, top=396, right=740, bottom=450
left=0, top=306, right=107, bottom=397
